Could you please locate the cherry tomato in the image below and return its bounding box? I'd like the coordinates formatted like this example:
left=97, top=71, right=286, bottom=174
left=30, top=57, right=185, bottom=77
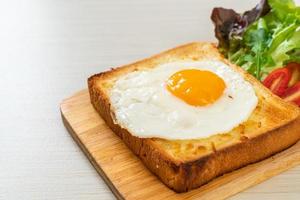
left=286, top=62, right=300, bottom=87
left=282, top=81, right=300, bottom=106
left=262, top=67, right=291, bottom=97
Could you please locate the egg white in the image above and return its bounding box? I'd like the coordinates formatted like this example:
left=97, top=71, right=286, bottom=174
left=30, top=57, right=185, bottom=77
left=109, top=61, right=258, bottom=140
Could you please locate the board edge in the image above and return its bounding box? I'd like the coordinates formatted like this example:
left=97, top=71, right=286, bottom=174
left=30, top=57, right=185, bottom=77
left=60, top=107, right=125, bottom=200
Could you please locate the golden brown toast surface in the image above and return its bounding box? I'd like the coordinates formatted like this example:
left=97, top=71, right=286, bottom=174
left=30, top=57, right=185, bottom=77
left=88, top=42, right=300, bottom=192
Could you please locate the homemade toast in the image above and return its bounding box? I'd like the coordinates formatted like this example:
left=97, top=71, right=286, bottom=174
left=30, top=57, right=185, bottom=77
left=88, top=42, right=300, bottom=192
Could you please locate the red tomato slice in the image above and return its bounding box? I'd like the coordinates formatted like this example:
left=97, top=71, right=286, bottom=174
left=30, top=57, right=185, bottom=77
left=282, top=81, right=300, bottom=106
left=262, top=68, right=292, bottom=97
left=286, top=62, right=300, bottom=87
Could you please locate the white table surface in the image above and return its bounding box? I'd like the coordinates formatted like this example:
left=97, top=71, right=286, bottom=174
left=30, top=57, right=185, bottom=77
left=1, top=0, right=299, bottom=199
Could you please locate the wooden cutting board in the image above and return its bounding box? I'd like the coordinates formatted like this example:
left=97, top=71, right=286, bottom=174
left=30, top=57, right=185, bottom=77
left=60, top=89, right=300, bottom=200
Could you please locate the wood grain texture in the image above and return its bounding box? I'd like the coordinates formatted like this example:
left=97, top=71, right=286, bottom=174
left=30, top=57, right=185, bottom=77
left=60, top=89, right=300, bottom=200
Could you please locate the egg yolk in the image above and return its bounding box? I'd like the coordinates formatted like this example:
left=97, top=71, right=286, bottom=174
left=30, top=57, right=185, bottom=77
left=166, top=69, right=226, bottom=106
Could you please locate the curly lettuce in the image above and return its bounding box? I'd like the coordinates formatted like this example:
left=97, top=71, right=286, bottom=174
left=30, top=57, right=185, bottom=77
left=211, top=0, right=300, bottom=80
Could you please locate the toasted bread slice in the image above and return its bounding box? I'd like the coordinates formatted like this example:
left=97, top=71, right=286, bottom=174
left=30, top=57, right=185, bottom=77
left=88, top=42, right=300, bottom=192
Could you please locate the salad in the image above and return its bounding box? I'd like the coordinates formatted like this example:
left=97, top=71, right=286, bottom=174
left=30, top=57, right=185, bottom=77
left=211, top=0, right=300, bottom=106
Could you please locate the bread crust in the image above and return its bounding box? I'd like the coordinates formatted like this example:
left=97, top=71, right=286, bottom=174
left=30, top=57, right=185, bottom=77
left=88, top=42, right=300, bottom=192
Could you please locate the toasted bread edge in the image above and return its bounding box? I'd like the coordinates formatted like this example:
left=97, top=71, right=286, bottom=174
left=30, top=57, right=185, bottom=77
left=88, top=42, right=300, bottom=192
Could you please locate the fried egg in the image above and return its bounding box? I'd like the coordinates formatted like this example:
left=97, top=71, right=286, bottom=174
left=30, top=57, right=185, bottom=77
left=110, top=60, right=258, bottom=140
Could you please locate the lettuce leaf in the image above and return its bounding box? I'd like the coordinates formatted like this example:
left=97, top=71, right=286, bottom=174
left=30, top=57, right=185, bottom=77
left=211, top=0, right=300, bottom=80
left=211, top=0, right=270, bottom=55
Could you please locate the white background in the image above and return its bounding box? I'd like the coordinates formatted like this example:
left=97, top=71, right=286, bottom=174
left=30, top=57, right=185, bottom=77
left=0, top=0, right=300, bottom=199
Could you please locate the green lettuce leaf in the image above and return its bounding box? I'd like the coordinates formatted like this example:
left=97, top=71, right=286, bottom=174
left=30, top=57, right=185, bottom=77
left=268, top=0, right=297, bottom=21
left=270, top=30, right=300, bottom=70
left=212, top=0, right=300, bottom=80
